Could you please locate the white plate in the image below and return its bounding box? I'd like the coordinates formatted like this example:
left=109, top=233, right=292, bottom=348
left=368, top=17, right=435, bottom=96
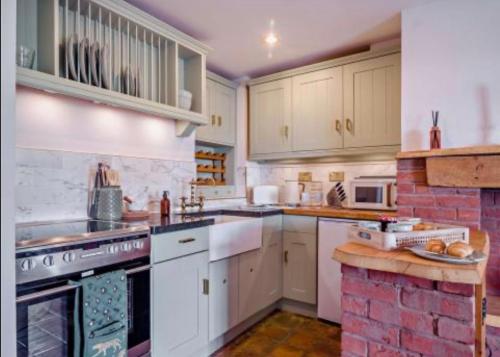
left=406, top=246, right=487, bottom=265
left=66, top=34, right=78, bottom=80
left=100, top=44, right=110, bottom=89
left=90, top=41, right=100, bottom=86
left=79, top=38, right=90, bottom=84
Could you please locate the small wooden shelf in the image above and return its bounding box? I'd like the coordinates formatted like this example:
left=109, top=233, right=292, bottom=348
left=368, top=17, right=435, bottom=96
left=196, top=165, right=225, bottom=174
left=195, top=151, right=226, bottom=161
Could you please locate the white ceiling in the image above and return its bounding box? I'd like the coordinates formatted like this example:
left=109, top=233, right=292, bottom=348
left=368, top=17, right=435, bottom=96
left=127, top=0, right=436, bottom=80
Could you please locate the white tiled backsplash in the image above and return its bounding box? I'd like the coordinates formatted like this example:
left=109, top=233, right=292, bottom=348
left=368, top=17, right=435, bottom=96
left=246, top=161, right=397, bottom=204
left=16, top=148, right=195, bottom=223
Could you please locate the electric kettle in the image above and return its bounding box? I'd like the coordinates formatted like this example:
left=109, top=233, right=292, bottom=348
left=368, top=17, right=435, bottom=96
left=284, top=181, right=305, bottom=205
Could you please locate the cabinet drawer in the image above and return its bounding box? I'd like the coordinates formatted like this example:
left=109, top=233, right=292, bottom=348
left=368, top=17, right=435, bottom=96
left=152, top=227, right=209, bottom=263
left=283, top=215, right=317, bottom=234
left=263, top=215, right=283, bottom=237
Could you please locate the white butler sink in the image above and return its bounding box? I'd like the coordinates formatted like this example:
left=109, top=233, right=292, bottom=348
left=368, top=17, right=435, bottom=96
left=208, top=215, right=263, bottom=261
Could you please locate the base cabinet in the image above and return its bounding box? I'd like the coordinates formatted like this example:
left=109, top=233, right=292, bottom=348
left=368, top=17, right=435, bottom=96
left=209, top=256, right=239, bottom=341
left=283, top=216, right=317, bottom=305
left=261, top=217, right=283, bottom=306
left=153, top=251, right=209, bottom=357
left=238, top=248, right=263, bottom=322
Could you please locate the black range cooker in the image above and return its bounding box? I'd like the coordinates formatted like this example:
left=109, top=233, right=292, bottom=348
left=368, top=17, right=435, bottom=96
left=15, top=219, right=151, bottom=357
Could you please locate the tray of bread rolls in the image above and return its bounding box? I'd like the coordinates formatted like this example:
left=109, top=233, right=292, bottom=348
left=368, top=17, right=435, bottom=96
left=348, top=220, right=469, bottom=251
left=405, top=240, right=487, bottom=264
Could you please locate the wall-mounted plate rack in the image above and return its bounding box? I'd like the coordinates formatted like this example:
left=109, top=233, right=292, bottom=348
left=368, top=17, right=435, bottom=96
left=16, top=0, right=210, bottom=136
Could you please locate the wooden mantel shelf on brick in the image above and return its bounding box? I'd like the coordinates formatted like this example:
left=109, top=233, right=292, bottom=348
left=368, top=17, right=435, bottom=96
left=397, top=145, right=500, bottom=188
left=333, top=230, right=489, bottom=284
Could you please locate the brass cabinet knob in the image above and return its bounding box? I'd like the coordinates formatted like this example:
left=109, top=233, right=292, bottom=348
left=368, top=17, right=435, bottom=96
left=345, top=118, right=353, bottom=133
left=218, top=115, right=222, bottom=127
left=335, top=119, right=342, bottom=134
left=211, top=115, right=216, bottom=126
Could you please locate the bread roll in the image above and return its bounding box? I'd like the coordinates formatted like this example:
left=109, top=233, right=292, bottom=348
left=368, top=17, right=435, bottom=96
left=414, top=223, right=434, bottom=231
left=425, top=239, right=446, bottom=254
left=447, top=241, right=473, bottom=258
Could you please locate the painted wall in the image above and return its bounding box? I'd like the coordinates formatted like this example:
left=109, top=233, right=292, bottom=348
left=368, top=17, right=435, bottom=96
left=16, top=86, right=195, bottom=161
left=1, top=0, right=17, bottom=354
left=401, top=0, right=500, bottom=151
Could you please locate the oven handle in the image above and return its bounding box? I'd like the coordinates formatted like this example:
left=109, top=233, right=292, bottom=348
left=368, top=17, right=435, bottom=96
left=16, top=264, right=152, bottom=303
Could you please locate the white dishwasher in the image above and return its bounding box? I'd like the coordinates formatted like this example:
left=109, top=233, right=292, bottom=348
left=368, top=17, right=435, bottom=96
left=318, top=217, right=358, bottom=323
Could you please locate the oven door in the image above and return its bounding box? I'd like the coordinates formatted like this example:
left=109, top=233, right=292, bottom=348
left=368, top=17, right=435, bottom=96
left=16, top=261, right=151, bottom=357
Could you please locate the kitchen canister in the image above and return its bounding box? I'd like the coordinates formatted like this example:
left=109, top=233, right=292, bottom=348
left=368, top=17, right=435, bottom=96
left=93, top=186, right=123, bottom=220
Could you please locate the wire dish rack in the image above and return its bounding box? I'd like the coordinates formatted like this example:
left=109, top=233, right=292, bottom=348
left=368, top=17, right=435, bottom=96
left=348, top=223, right=469, bottom=251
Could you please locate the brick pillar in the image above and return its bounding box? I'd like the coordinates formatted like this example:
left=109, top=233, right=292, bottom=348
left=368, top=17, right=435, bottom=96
left=340, top=264, right=476, bottom=357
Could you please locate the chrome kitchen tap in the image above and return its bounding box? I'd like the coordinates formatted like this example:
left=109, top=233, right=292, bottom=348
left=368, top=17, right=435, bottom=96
left=180, top=180, right=205, bottom=214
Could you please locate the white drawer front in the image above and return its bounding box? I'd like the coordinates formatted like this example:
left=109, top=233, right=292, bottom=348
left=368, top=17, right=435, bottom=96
left=283, top=215, right=317, bottom=234
left=152, top=227, right=209, bottom=263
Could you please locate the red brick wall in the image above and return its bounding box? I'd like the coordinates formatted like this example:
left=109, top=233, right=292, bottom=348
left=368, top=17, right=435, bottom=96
left=340, top=264, right=475, bottom=357
left=397, top=159, right=500, bottom=296
left=482, top=189, right=500, bottom=296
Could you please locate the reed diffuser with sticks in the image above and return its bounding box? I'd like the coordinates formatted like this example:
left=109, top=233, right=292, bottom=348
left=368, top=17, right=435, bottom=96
left=430, top=110, right=441, bottom=149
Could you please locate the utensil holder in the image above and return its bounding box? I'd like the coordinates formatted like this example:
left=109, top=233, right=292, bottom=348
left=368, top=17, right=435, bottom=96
left=91, top=186, right=123, bottom=220
left=430, top=126, right=441, bottom=149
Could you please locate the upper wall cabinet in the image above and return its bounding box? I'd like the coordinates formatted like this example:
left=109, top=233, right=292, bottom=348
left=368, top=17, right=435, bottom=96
left=197, top=72, right=237, bottom=146
left=292, top=67, right=343, bottom=151
left=343, top=54, right=401, bottom=148
left=15, top=0, right=210, bottom=137
left=248, top=49, right=401, bottom=161
left=249, top=78, right=292, bottom=155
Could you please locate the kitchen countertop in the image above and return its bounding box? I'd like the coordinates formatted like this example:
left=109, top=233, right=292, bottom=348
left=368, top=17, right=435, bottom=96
left=282, top=206, right=396, bottom=221
left=129, top=214, right=215, bottom=235
left=142, top=206, right=395, bottom=235
left=396, top=144, right=500, bottom=159
left=333, top=230, right=489, bottom=284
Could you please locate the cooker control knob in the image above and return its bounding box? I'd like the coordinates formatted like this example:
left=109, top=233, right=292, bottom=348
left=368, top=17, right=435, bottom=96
left=43, top=255, right=54, bottom=267
left=121, top=242, right=132, bottom=252
left=107, top=245, right=119, bottom=254
left=63, top=252, right=76, bottom=263
left=20, top=259, right=36, bottom=271
left=133, top=240, right=144, bottom=250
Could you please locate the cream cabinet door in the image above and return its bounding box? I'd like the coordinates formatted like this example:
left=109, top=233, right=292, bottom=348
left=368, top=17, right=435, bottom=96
left=213, top=82, right=236, bottom=145
left=261, top=227, right=283, bottom=307
left=249, top=78, right=292, bottom=155
left=209, top=256, right=239, bottom=341
left=292, top=67, right=343, bottom=151
left=238, top=248, right=263, bottom=322
left=153, top=251, right=209, bottom=357
left=196, top=78, right=216, bottom=143
left=283, top=231, right=317, bottom=305
left=343, top=53, right=401, bottom=148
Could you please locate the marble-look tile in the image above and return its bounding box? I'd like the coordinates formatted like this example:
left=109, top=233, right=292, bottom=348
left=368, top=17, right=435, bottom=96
left=15, top=148, right=197, bottom=223
left=17, top=148, right=63, bottom=169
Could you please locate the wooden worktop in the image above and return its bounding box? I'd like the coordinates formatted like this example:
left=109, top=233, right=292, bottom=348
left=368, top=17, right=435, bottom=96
left=333, top=230, right=489, bottom=284
left=396, top=144, right=500, bottom=159
left=282, top=206, right=396, bottom=221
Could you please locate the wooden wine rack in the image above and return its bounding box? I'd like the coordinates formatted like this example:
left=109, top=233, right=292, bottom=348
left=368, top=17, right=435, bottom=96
left=195, top=151, right=226, bottom=185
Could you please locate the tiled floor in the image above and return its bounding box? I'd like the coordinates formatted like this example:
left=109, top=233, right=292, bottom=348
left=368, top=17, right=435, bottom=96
left=212, top=311, right=342, bottom=357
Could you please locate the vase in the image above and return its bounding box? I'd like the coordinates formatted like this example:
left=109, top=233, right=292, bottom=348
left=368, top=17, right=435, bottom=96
left=430, top=126, right=441, bottom=149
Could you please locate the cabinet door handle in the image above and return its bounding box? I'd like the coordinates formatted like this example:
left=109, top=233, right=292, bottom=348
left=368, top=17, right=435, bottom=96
left=345, top=118, right=353, bottom=133
left=178, top=238, right=195, bottom=244
left=218, top=116, right=222, bottom=127
left=335, top=119, right=342, bottom=134
left=284, top=250, right=288, bottom=264
left=284, top=125, right=289, bottom=139
left=211, top=115, right=216, bottom=126
left=203, top=279, right=209, bottom=295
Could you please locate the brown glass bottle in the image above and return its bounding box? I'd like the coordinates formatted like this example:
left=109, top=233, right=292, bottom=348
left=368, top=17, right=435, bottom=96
left=160, top=190, right=170, bottom=217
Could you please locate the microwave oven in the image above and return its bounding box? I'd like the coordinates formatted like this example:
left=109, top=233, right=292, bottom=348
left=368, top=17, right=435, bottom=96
left=348, top=176, right=397, bottom=211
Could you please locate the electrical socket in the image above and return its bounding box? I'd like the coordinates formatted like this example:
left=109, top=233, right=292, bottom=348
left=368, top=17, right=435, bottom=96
left=329, top=171, right=345, bottom=182
left=298, top=172, right=312, bottom=182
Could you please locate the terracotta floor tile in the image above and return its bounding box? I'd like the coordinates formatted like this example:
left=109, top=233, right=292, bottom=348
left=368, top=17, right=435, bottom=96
left=211, top=310, right=341, bottom=357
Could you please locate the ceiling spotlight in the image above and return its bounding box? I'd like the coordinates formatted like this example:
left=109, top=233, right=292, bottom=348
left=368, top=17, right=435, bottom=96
left=265, top=32, right=278, bottom=47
